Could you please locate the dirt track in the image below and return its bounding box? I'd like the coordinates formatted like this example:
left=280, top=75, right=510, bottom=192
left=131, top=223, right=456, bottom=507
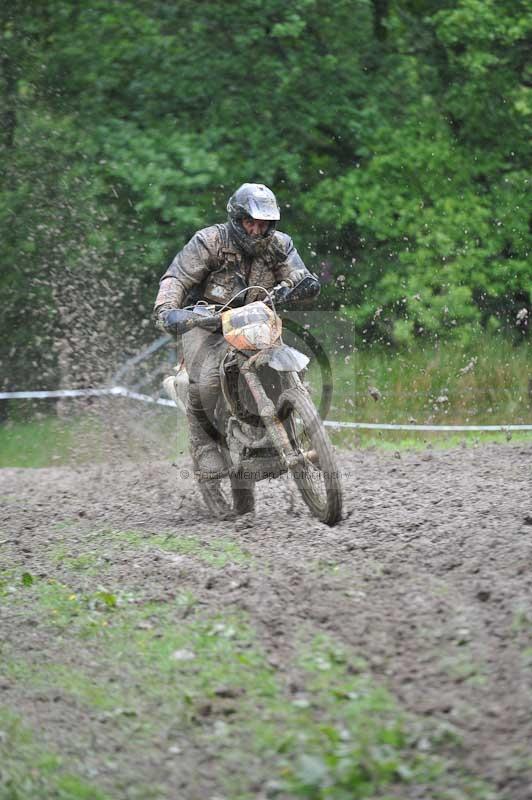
left=1, top=442, right=532, bottom=798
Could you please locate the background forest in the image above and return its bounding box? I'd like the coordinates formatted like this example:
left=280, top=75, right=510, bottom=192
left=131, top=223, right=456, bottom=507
left=1, top=0, right=530, bottom=398
left=3, top=8, right=532, bottom=800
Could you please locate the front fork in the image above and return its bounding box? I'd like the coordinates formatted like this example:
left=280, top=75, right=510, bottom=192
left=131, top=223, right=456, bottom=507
left=240, top=360, right=309, bottom=470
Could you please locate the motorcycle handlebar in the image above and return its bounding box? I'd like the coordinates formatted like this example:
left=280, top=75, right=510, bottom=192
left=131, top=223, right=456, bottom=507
left=170, top=274, right=319, bottom=334
left=163, top=307, right=221, bottom=335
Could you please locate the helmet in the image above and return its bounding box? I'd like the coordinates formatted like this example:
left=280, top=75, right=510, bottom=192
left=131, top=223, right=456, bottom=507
left=227, top=183, right=280, bottom=256
left=227, top=183, right=280, bottom=222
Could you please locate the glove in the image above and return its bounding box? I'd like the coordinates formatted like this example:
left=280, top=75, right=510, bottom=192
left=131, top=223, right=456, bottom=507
left=287, top=273, right=320, bottom=303
left=161, top=308, right=197, bottom=334
left=195, top=313, right=222, bottom=332
left=288, top=268, right=308, bottom=286
left=161, top=308, right=221, bottom=334
left=271, top=283, right=292, bottom=305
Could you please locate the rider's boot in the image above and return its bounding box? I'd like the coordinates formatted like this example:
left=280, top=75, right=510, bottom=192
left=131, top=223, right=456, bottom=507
left=231, top=475, right=255, bottom=516
left=188, top=404, right=233, bottom=519
left=187, top=389, right=227, bottom=482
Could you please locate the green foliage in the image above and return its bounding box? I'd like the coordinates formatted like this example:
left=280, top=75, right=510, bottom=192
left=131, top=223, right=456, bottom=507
left=303, top=0, right=531, bottom=340
left=1, top=568, right=479, bottom=798
left=0, top=406, right=183, bottom=468
left=273, top=636, right=429, bottom=798
left=0, top=332, right=529, bottom=466
left=0, top=709, right=112, bottom=800
left=323, top=332, right=532, bottom=426
left=0, top=0, right=530, bottom=397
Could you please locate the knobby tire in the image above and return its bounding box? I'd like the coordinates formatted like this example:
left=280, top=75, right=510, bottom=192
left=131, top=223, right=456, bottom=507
left=277, top=387, right=343, bottom=526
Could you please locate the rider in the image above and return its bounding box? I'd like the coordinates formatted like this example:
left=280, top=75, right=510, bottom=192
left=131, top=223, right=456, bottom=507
left=154, top=182, right=320, bottom=481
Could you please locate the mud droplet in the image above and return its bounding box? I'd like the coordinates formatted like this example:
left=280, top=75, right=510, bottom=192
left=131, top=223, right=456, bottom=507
left=172, top=649, right=196, bottom=661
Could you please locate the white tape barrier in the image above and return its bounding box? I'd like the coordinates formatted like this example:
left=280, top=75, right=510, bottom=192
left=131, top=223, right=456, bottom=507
left=323, top=420, right=532, bottom=432
left=1, top=387, right=531, bottom=431
left=0, top=388, right=119, bottom=400
left=0, top=386, right=176, bottom=407
left=113, top=387, right=176, bottom=408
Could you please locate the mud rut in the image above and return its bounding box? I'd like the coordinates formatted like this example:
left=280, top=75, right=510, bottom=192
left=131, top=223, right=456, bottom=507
left=1, top=441, right=531, bottom=798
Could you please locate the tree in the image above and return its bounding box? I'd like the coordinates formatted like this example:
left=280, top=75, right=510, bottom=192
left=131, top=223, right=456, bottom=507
left=1, top=0, right=530, bottom=405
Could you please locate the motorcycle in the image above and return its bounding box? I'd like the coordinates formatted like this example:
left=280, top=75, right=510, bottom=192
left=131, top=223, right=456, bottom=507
left=163, top=279, right=343, bottom=526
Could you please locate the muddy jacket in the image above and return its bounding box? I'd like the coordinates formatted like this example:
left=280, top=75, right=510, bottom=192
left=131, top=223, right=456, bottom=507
left=154, top=222, right=313, bottom=324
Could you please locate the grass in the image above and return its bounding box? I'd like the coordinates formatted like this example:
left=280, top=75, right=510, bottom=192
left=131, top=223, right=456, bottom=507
left=0, top=414, right=80, bottom=468
left=329, top=427, right=532, bottom=451
left=320, top=334, right=531, bottom=428
left=0, top=405, right=187, bottom=468
left=0, top=708, right=112, bottom=800
left=1, top=336, right=530, bottom=467
left=60, top=527, right=253, bottom=568
left=52, top=547, right=108, bottom=574
left=145, top=530, right=251, bottom=567
left=307, top=333, right=532, bottom=450
left=0, top=559, right=497, bottom=800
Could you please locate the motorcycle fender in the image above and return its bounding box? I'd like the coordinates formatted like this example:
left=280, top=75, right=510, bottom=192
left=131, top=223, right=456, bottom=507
left=265, top=345, right=309, bottom=372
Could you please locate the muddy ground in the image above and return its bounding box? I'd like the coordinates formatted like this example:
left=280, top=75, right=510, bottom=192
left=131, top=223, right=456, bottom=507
left=1, top=441, right=532, bottom=798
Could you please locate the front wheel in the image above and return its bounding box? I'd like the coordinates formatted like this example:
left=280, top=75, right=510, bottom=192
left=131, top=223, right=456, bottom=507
left=277, top=387, right=343, bottom=526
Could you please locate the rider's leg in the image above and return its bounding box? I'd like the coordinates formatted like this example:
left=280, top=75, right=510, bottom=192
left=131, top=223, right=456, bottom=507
left=182, top=328, right=228, bottom=479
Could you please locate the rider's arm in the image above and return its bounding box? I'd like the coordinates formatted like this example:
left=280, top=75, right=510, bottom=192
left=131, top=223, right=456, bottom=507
left=154, top=226, right=220, bottom=330
left=272, top=233, right=320, bottom=302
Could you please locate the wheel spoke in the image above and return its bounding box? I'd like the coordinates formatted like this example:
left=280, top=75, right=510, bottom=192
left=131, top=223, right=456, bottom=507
left=277, top=387, right=342, bottom=525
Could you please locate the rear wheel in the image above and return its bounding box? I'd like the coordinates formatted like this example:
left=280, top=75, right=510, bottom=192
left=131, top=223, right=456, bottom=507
left=198, top=479, right=233, bottom=520
left=277, top=387, right=342, bottom=526
left=197, top=457, right=255, bottom=520
left=230, top=473, right=256, bottom=515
